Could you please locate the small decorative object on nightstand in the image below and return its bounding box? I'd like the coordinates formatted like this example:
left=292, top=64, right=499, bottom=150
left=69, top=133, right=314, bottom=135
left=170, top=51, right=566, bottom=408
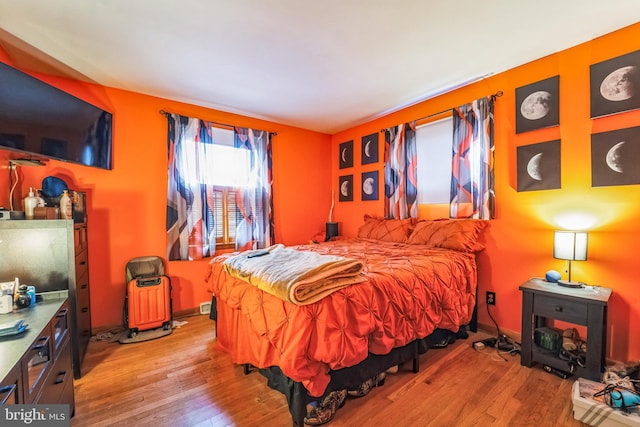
left=519, top=277, right=612, bottom=381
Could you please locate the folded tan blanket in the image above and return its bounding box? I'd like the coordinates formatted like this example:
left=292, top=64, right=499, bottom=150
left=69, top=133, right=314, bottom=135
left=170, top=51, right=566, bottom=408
left=222, top=244, right=366, bottom=305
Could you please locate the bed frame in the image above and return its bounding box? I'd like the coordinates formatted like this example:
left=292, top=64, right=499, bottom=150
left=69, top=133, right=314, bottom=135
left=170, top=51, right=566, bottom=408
left=210, top=296, right=477, bottom=426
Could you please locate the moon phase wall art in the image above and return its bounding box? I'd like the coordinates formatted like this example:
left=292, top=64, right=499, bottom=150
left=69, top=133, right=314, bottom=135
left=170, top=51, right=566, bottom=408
left=339, top=140, right=353, bottom=169
left=339, top=175, right=353, bottom=201
left=516, top=140, right=561, bottom=192
left=361, top=133, right=379, bottom=165
left=361, top=171, right=378, bottom=200
left=591, top=126, right=640, bottom=187
left=515, top=76, right=560, bottom=134
left=590, top=50, right=640, bottom=118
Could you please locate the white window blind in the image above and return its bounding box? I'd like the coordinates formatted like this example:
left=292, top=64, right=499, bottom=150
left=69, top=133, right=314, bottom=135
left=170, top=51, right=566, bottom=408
left=416, top=117, right=453, bottom=204
left=213, top=187, right=239, bottom=245
left=207, top=127, right=245, bottom=246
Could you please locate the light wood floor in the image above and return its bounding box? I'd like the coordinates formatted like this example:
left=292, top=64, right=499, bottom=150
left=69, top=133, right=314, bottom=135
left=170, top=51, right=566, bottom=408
left=72, top=314, right=586, bottom=427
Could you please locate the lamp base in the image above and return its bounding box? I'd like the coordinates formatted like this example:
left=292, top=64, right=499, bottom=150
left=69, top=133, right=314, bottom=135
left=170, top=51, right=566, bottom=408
left=325, top=222, right=339, bottom=242
left=557, top=280, right=585, bottom=288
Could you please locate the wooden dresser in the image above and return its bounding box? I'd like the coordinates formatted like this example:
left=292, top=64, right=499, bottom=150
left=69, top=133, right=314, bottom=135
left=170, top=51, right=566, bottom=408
left=0, top=295, right=75, bottom=412
left=72, top=222, right=92, bottom=378
left=0, top=219, right=92, bottom=379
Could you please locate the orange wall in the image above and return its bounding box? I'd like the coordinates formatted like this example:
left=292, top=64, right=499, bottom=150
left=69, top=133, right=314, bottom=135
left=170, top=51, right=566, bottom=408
left=330, top=23, right=640, bottom=363
left=0, top=49, right=332, bottom=330
left=1, top=24, right=639, bottom=363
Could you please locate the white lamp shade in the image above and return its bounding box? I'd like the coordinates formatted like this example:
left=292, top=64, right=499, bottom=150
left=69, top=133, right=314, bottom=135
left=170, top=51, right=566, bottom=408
left=554, top=231, right=588, bottom=261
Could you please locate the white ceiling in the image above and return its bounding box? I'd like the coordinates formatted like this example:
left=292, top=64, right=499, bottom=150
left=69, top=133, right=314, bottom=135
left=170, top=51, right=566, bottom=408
left=0, top=1, right=639, bottom=134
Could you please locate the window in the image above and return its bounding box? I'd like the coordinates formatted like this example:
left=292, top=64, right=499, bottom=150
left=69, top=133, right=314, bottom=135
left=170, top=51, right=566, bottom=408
left=212, top=187, right=239, bottom=246
left=167, top=114, right=273, bottom=260
left=183, top=127, right=249, bottom=248
left=415, top=116, right=453, bottom=205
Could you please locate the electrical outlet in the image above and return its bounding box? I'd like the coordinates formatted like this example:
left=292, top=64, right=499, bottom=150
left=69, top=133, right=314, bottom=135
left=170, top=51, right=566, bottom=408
left=199, top=301, right=211, bottom=315
left=486, top=291, right=496, bottom=306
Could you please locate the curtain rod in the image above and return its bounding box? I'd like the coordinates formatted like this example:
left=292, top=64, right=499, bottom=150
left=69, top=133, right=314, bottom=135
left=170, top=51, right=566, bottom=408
left=159, top=109, right=278, bottom=136
left=380, top=90, right=503, bottom=132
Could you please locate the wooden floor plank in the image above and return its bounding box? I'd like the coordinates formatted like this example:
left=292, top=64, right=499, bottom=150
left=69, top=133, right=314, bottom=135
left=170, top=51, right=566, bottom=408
left=72, top=314, right=587, bottom=426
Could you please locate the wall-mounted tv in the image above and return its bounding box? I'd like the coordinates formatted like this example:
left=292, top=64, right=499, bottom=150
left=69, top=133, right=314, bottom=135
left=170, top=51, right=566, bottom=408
left=0, top=61, right=112, bottom=170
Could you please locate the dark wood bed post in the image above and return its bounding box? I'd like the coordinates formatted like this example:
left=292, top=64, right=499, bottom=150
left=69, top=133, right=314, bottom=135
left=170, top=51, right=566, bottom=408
left=291, top=382, right=307, bottom=427
left=470, top=298, right=478, bottom=332
left=469, top=261, right=479, bottom=333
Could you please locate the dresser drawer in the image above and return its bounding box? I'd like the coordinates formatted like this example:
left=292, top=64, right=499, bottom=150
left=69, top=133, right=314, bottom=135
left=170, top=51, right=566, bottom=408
left=36, top=337, right=73, bottom=408
left=77, top=307, right=92, bottom=332
left=77, top=309, right=92, bottom=358
left=76, top=268, right=89, bottom=295
left=75, top=249, right=88, bottom=275
left=22, top=331, right=52, bottom=403
left=76, top=287, right=90, bottom=311
left=74, top=224, right=88, bottom=253
left=0, top=364, right=23, bottom=404
left=51, top=305, right=70, bottom=359
left=533, top=294, right=588, bottom=324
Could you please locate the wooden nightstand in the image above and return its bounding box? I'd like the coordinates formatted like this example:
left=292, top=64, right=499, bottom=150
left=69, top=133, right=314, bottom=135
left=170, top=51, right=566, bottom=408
left=519, top=277, right=612, bottom=381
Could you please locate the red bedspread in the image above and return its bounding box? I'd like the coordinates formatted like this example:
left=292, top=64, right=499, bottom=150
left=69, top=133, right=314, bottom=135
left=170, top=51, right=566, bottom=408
left=206, top=238, right=477, bottom=397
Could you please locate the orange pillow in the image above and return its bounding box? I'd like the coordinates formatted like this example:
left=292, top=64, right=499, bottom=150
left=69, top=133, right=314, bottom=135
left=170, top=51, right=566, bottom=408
left=356, top=214, right=415, bottom=243
left=406, top=219, right=487, bottom=252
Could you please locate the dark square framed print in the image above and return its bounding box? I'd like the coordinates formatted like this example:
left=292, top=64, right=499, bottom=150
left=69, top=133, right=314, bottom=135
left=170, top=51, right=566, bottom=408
left=590, top=50, right=640, bottom=118
left=361, top=170, right=378, bottom=200
left=515, top=76, right=559, bottom=134
left=339, top=175, right=353, bottom=201
left=516, top=140, right=561, bottom=191
left=339, top=140, right=353, bottom=169
left=0, top=133, right=25, bottom=150
left=591, top=126, right=640, bottom=187
left=361, top=133, right=378, bottom=165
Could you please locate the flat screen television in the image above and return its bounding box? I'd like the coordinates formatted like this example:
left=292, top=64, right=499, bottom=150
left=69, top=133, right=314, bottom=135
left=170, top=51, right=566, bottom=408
left=0, top=61, right=112, bottom=170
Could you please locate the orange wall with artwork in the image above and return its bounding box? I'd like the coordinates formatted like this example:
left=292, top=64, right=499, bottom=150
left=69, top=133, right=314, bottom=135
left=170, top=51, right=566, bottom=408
left=1, top=24, right=639, bottom=363
left=329, top=23, right=640, bottom=363
left=0, top=47, right=333, bottom=330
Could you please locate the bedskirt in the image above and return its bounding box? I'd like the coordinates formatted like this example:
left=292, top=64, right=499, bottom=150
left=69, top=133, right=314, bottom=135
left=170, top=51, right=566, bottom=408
left=210, top=294, right=468, bottom=426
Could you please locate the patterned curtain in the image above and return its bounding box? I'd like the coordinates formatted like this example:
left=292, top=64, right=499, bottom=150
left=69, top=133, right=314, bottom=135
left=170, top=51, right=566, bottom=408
left=233, top=127, right=274, bottom=251
left=450, top=96, right=495, bottom=219
left=384, top=123, right=418, bottom=219
left=166, top=114, right=217, bottom=260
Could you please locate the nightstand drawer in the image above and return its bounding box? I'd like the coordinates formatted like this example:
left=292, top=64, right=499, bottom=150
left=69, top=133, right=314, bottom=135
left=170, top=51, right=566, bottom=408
left=534, top=294, right=587, bottom=324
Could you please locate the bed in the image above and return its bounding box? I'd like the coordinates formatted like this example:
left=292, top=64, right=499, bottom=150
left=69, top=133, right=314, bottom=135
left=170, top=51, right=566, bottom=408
left=205, top=216, right=486, bottom=426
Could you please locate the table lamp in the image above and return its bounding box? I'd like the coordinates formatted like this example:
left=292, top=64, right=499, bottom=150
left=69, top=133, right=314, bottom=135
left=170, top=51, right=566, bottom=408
left=553, top=230, right=588, bottom=288
left=326, top=189, right=338, bottom=241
